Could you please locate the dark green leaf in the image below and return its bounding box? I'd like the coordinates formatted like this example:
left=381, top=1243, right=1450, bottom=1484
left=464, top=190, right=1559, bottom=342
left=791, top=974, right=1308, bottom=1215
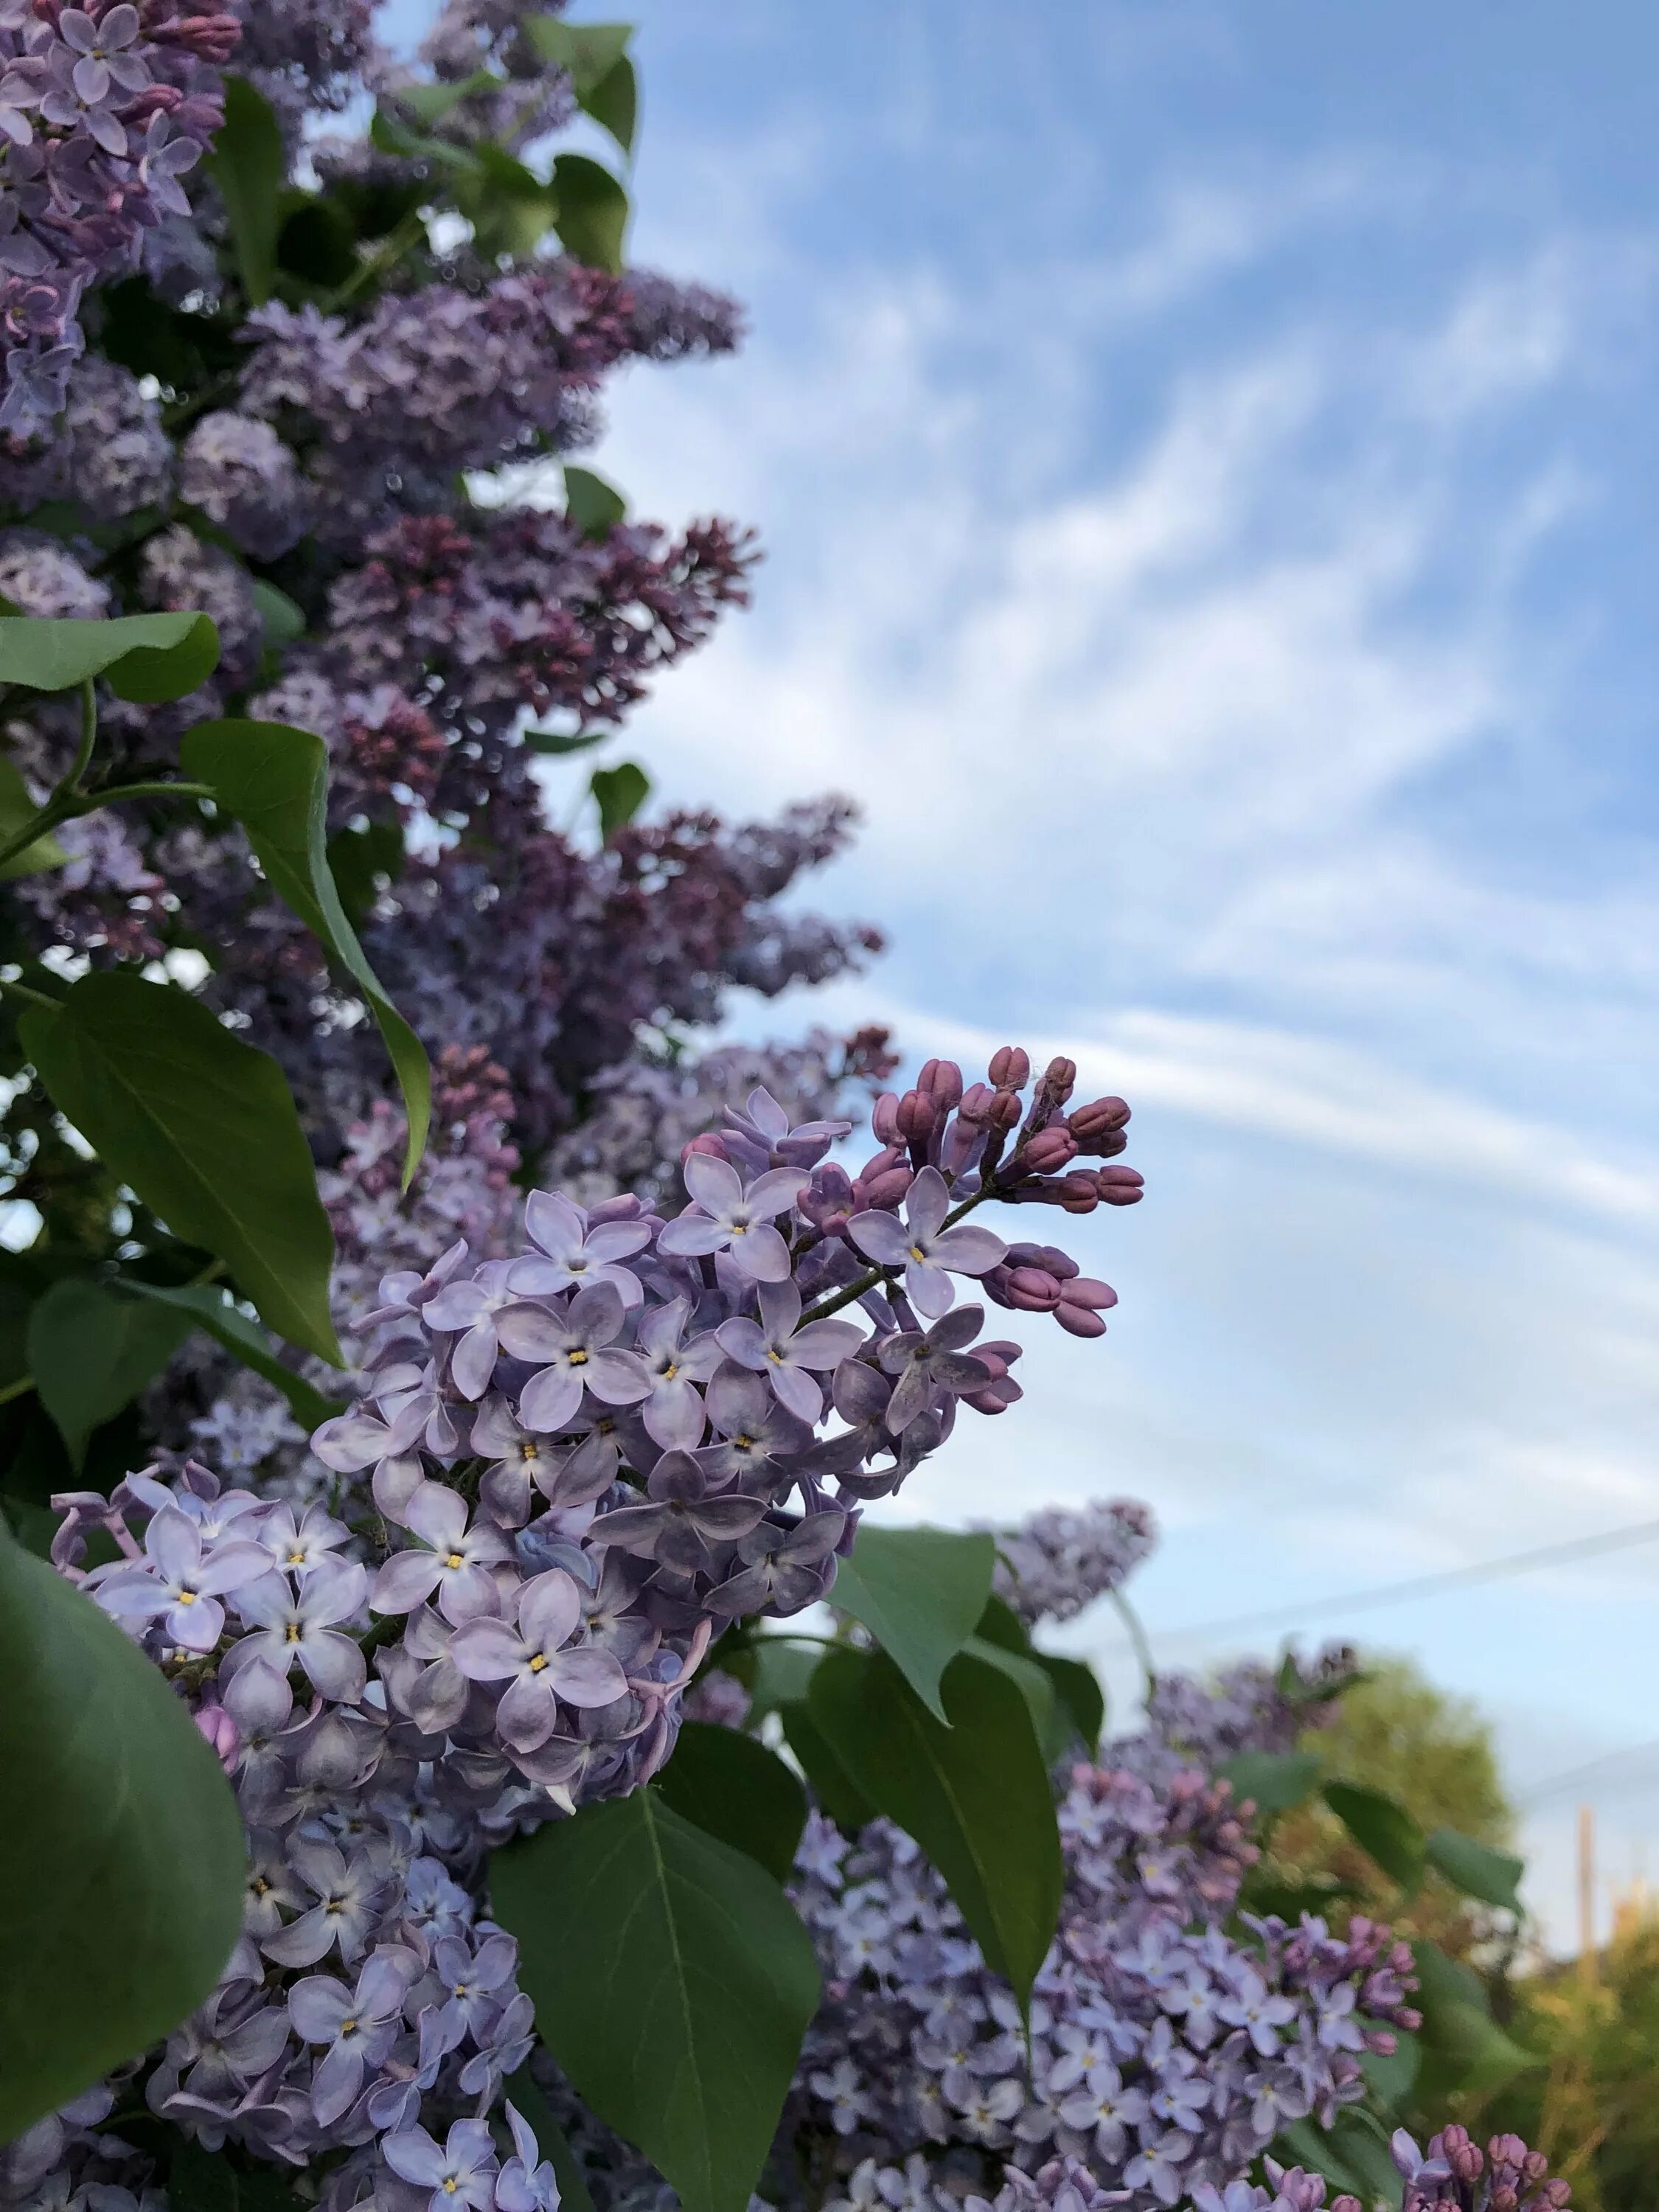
left=20, top=972, right=341, bottom=1364
left=1425, top=1826, right=1525, bottom=1913
left=326, top=819, right=405, bottom=932
left=274, top=194, right=360, bottom=288
left=1235, top=1869, right=1359, bottom=1921
left=779, top=1703, right=874, bottom=1833
left=1273, top=2112, right=1402, bottom=2202
left=523, top=19, right=633, bottom=98
left=0, top=1516, right=246, bottom=2138
left=564, top=464, right=626, bottom=540
left=591, top=760, right=650, bottom=842
left=972, top=1593, right=1029, bottom=1652
left=1324, top=1781, right=1426, bottom=1891
left=181, top=720, right=431, bottom=1185
left=207, top=77, right=287, bottom=306
left=0, top=754, right=66, bottom=880
left=1214, top=1749, right=1323, bottom=1817
left=654, top=1721, right=807, bottom=1882
left=742, top=1636, right=823, bottom=1727
left=1360, top=2027, right=1421, bottom=2110
left=167, top=2135, right=305, bottom=2212
left=524, top=727, right=608, bottom=757
left=582, top=55, right=638, bottom=155
left=122, top=1279, right=341, bottom=1433
left=0, top=611, right=219, bottom=700
left=27, top=1278, right=191, bottom=1469
left=1036, top=1655, right=1105, bottom=1756
left=502, top=2067, right=598, bottom=2212
left=490, top=1790, right=820, bottom=2212
left=808, top=1646, right=1062, bottom=2011
left=552, top=153, right=629, bottom=274
left=960, top=1632, right=1057, bottom=1747
left=249, top=580, right=306, bottom=650
left=396, top=70, right=501, bottom=126
left=831, top=1523, right=995, bottom=1725
left=461, top=143, right=560, bottom=259
left=1, top=1496, right=58, bottom=1559
left=1411, top=1937, right=1538, bottom=2097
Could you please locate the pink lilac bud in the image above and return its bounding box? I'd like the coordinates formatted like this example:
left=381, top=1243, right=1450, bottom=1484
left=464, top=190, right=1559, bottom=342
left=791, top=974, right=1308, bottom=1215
left=194, top=1702, right=239, bottom=1766
left=1021, top=1125, right=1079, bottom=1175
left=961, top=1339, right=1022, bottom=1413
left=857, top=1164, right=915, bottom=1211
left=917, top=1057, right=963, bottom=1112
left=872, top=1091, right=901, bottom=1144
left=956, top=1081, right=997, bottom=1126
left=1001, top=1265, right=1062, bottom=1312
left=1093, top=1166, right=1146, bottom=1206
left=799, top=1163, right=857, bottom=1235
left=988, top=1045, right=1029, bottom=1088
left=681, top=1132, right=730, bottom=1166
left=1036, top=1055, right=1077, bottom=1112
left=1054, top=1277, right=1117, bottom=1339
left=1068, top=1094, right=1130, bottom=1141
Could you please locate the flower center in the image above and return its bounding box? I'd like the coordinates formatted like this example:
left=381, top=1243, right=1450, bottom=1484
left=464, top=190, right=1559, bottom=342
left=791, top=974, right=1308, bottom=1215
left=908, top=1244, right=927, bottom=1262
left=661, top=1360, right=678, bottom=1380
left=341, top=2017, right=359, bottom=2037
left=730, top=1219, right=749, bottom=1234
left=177, top=1587, right=198, bottom=1604
left=285, top=1621, right=303, bottom=1643
left=285, top=1548, right=306, bottom=1565
left=445, top=1551, right=466, bottom=1568
left=568, top=1348, right=588, bottom=1366
left=765, top=1348, right=783, bottom=1363
left=529, top=1652, right=549, bottom=1672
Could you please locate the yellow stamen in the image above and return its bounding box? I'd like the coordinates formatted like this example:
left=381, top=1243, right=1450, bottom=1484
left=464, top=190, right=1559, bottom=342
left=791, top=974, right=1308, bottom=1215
left=529, top=1653, right=549, bottom=1672
left=445, top=1551, right=465, bottom=1568
left=568, top=1349, right=588, bottom=1366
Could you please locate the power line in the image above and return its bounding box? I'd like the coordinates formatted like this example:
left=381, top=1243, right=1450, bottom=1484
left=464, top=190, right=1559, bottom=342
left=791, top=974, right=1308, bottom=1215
left=1519, top=1739, right=1659, bottom=1808
left=1124, top=1516, right=1659, bottom=1650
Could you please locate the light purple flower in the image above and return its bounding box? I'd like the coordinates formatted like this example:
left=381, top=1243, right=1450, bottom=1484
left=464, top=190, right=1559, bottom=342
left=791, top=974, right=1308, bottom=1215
left=634, top=1293, right=723, bottom=1448
left=370, top=1482, right=513, bottom=1624
left=96, top=1507, right=270, bottom=1652
left=429, top=1932, right=518, bottom=2041
left=261, top=1839, right=384, bottom=1968
left=422, top=1259, right=524, bottom=1400
left=310, top=1388, right=428, bottom=1519
left=714, top=1279, right=864, bottom=1422
left=495, top=1281, right=650, bottom=1434
left=229, top=1559, right=370, bottom=1701
left=506, top=1189, right=650, bottom=1305
left=696, top=1365, right=812, bottom=1486
left=288, top=1949, right=417, bottom=2126
left=58, top=7, right=147, bottom=104
left=383, top=2117, right=499, bottom=2212
left=708, top=1509, right=846, bottom=1618
left=588, top=1450, right=768, bottom=1573
left=1215, top=1966, right=1298, bottom=2058
left=495, top=2101, right=560, bottom=2212
left=656, top=1154, right=808, bottom=1282
left=448, top=1568, right=627, bottom=1749
left=846, top=1166, right=1006, bottom=1317
left=255, top=1500, right=350, bottom=1575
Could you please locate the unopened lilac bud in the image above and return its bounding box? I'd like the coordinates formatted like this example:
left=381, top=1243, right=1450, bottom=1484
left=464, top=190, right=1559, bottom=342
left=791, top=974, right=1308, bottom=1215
left=917, top=1057, right=963, bottom=1111
left=799, top=1163, right=856, bottom=1234
left=1055, top=1172, right=1099, bottom=1214
left=858, top=1165, right=914, bottom=1211
left=681, top=1132, right=729, bottom=1169
left=1054, top=1301, right=1107, bottom=1340
left=1007, top=1240, right=1078, bottom=1279
left=1039, top=1055, right=1077, bottom=1105
left=1094, top=1165, right=1146, bottom=1206
left=987, top=1046, right=1029, bottom=1089
left=962, top=1339, right=1022, bottom=1413
left=1022, top=1126, right=1078, bottom=1174
left=1005, top=1266, right=1062, bottom=1312
left=195, top=1702, right=239, bottom=1767
left=990, top=1090, right=1022, bottom=1131
left=1069, top=1094, right=1130, bottom=1140
left=872, top=1091, right=901, bottom=1144
left=956, top=1081, right=996, bottom=1126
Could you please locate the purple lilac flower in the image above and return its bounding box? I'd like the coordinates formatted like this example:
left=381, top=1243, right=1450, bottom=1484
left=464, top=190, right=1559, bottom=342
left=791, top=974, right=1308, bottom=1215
left=847, top=1166, right=1006, bottom=1317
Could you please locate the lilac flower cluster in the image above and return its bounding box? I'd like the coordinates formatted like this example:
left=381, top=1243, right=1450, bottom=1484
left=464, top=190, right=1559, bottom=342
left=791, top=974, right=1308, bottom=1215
left=0, top=0, right=237, bottom=435
left=989, top=1500, right=1158, bottom=1627
left=1116, top=1651, right=1356, bottom=1790
left=790, top=1757, right=1419, bottom=2212
left=1390, top=2126, right=1571, bottom=2212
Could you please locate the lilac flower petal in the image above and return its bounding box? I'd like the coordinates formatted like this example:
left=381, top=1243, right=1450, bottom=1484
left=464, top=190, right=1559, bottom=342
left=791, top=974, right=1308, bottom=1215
left=928, top=1224, right=1006, bottom=1276
left=682, top=1151, right=742, bottom=1217
left=846, top=1211, right=913, bottom=1267
left=517, top=1364, right=585, bottom=1434
left=298, top=1632, right=366, bottom=1703
left=448, top=1617, right=524, bottom=1681
left=729, top=1222, right=792, bottom=1281
left=655, top=1214, right=728, bottom=1258
left=372, top=1551, right=445, bottom=1615
left=518, top=1568, right=582, bottom=1651
left=545, top=1646, right=627, bottom=1708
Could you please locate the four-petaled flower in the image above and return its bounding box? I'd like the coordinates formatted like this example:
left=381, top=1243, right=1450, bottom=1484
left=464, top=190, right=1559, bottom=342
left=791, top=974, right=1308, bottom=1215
left=588, top=1450, right=768, bottom=1574
left=634, top=1294, right=723, bottom=1449
left=229, top=1559, right=370, bottom=1702
left=96, top=1506, right=269, bottom=1653
left=370, top=1483, right=513, bottom=1624
left=57, top=7, right=148, bottom=105
left=382, top=2117, right=499, bottom=2212
left=656, top=1154, right=808, bottom=1282
left=288, top=1948, right=417, bottom=2125
left=715, top=1279, right=864, bottom=1422
left=496, top=1281, right=651, bottom=1434
left=847, top=1166, right=1006, bottom=1317
left=447, top=1568, right=628, bottom=1750
left=506, top=1189, right=650, bottom=1306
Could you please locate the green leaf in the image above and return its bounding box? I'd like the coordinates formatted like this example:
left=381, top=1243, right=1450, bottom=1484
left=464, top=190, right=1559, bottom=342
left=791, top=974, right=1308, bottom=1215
left=326, top=819, right=405, bottom=932
left=960, top=1632, right=1057, bottom=1748
left=167, top=2135, right=305, bottom=2212
left=0, top=610, right=219, bottom=700
left=461, top=143, right=561, bottom=260
left=207, top=76, right=287, bottom=307
left=564, top=464, right=626, bottom=540
left=20, top=972, right=341, bottom=1365
left=1410, top=1937, right=1539, bottom=2097
left=502, top=2067, right=598, bottom=2212
left=1324, top=1780, right=1426, bottom=1891
left=1273, top=2112, right=1402, bottom=2203
left=274, top=194, right=360, bottom=289
left=524, top=727, right=608, bottom=757
left=0, top=755, right=66, bottom=880
left=552, top=153, right=629, bottom=274
left=582, top=55, right=638, bottom=155
left=1214, top=1748, right=1323, bottom=1816
left=27, top=1278, right=192, bottom=1470
left=0, top=1516, right=246, bottom=2138
left=742, top=1635, right=823, bottom=1727
left=249, top=579, right=306, bottom=651
left=654, top=1721, right=807, bottom=1882
left=181, top=720, right=431, bottom=1186
left=524, top=18, right=633, bottom=98
left=122, top=1279, right=341, bottom=1434
left=1425, top=1826, right=1526, bottom=1913
left=1037, top=1655, right=1105, bottom=1756
left=590, top=760, right=650, bottom=842
left=1235, top=1869, right=1360, bottom=1921
left=807, top=1646, right=1062, bottom=2011
left=830, top=1523, right=995, bottom=1725
left=1360, top=2026, right=1421, bottom=2110
left=396, top=69, right=502, bottom=126
left=490, top=1790, right=820, bottom=2212
left=779, top=1702, right=874, bottom=1832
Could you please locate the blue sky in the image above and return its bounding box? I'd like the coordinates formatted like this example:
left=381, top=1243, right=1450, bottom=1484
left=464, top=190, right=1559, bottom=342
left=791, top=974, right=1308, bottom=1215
left=548, top=0, right=1659, bottom=1944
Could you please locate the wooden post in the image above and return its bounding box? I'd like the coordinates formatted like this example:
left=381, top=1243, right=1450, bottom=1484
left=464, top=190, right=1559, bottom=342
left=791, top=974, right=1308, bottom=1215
left=1578, top=1803, right=1597, bottom=1980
